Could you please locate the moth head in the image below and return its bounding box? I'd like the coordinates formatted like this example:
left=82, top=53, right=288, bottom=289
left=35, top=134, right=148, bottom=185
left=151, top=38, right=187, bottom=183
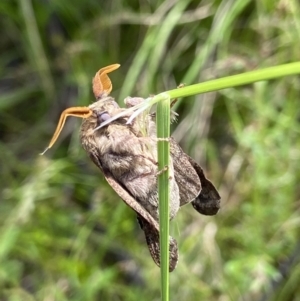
left=41, top=64, right=120, bottom=155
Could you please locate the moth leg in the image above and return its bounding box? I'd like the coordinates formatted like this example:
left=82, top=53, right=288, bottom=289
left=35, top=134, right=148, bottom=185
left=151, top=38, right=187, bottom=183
left=170, top=83, right=185, bottom=108
left=137, top=215, right=178, bottom=272
left=156, top=165, right=168, bottom=176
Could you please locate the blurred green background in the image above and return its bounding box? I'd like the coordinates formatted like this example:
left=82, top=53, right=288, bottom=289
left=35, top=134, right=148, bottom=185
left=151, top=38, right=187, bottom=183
left=1, top=0, right=300, bottom=300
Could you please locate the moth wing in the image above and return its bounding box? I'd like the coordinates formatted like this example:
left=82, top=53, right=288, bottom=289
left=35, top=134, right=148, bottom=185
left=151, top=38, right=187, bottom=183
left=89, top=152, right=179, bottom=271
left=188, top=156, right=221, bottom=216
left=170, top=138, right=220, bottom=215
left=89, top=151, right=159, bottom=226
left=137, top=215, right=178, bottom=272
left=170, top=138, right=202, bottom=206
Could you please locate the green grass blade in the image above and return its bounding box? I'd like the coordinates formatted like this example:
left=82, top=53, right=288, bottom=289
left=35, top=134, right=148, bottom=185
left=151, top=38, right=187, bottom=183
left=183, top=0, right=251, bottom=84
left=19, top=0, right=55, bottom=99
left=156, top=94, right=171, bottom=301
left=167, top=62, right=300, bottom=99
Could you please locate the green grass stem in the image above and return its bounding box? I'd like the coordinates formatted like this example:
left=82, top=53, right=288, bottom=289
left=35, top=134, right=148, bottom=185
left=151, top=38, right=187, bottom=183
left=167, top=62, right=300, bottom=99
left=156, top=94, right=171, bottom=301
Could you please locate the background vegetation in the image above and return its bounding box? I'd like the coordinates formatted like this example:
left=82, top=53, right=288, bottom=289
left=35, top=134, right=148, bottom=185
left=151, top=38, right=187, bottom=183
left=0, top=0, right=299, bottom=300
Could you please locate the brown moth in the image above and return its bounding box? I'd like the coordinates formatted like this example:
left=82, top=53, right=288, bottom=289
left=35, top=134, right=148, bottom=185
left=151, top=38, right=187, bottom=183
left=42, top=64, right=220, bottom=271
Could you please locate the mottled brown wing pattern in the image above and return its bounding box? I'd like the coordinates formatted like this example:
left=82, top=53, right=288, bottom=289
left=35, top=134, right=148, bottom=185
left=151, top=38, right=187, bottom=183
left=82, top=97, right=220, bottom=270
left=169, top=138, right=202, bottom=206
left=82, top=97, right=180, bottom=271
left=170, top=137, right=220, bottom=215
left=137, top=215, right=178, bottom=272
left=89, top=150, right=179, bottom=271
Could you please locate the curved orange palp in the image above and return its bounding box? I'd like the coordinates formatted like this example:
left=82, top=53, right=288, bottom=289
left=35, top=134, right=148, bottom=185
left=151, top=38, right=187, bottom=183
left=92, top=64, right=120, bottom=98
left=41, top=107, right=92, bottom=155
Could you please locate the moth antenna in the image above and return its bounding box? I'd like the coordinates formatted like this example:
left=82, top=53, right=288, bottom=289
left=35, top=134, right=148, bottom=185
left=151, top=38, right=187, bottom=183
left=41, top=107, right=92, bottom=155
left=92, top=64, right=120, bottom=98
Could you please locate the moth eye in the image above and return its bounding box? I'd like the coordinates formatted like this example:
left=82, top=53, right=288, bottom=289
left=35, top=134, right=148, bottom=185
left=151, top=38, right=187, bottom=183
left=97, top=111, right=111, bottom=124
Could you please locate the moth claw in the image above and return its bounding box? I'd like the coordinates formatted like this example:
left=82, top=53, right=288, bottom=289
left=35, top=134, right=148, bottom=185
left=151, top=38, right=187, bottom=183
left=156, top=165, right=169, bottom=176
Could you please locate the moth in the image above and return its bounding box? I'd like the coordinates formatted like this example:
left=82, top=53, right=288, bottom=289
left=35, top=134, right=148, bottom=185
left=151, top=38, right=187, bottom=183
left=42, top=64, right=220, bottom=271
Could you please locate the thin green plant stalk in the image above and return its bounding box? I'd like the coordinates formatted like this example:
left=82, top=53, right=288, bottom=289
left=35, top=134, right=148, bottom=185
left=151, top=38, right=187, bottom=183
left=167, top=62, right=300, bottom=99
left=156, top=94, right=171, bottom=301
left=19, top=0, right=55, bottom=100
